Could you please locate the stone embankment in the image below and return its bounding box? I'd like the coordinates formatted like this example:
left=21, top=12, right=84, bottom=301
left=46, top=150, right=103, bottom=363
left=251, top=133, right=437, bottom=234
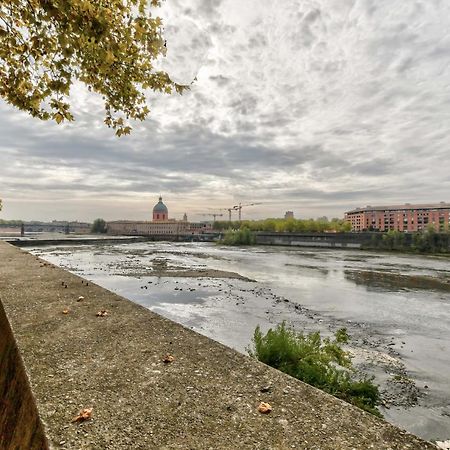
left=0, top=241, right=436, bottom=449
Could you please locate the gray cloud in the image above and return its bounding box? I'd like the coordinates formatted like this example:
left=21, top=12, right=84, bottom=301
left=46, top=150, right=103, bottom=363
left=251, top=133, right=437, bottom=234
left=1, top=0, right=449, bottom=221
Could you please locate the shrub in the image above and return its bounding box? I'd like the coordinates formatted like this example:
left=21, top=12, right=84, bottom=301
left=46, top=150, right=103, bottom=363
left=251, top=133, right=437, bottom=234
left=249, top=322, right=381, bottom=417
left=221, top=228, right=255, bottom=245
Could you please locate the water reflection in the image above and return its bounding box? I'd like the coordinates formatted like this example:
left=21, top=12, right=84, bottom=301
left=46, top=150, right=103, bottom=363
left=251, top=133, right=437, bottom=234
left=345, top=270, right=450, bottom=293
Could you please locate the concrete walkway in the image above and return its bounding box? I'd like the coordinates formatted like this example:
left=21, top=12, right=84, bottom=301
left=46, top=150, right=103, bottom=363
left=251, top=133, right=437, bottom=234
left=0, top=241, right=435, bottom=449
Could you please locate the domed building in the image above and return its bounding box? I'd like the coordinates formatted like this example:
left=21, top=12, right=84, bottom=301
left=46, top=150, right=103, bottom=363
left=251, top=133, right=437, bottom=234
left=107, top=195, right=212, bottom=236
left=153, top=196, right=168, bottom=222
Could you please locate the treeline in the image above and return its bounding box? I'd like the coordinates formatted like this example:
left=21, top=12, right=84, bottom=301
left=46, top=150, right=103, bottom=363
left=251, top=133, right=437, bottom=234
left=213, top=217, right=352, bottom=233
left=367, top=229, right=450, bottom=253
left=0, top=219, right=23, bottom=226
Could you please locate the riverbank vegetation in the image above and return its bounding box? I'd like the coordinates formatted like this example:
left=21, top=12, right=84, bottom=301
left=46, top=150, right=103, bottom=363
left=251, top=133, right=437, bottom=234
left=214, top=217, right=352, bottom=233
left=0, top=219, right=23, bottom=226
left=249, top=322, right=381, bottom=417
left=366, top=229, right=450, bottom=253
left=220, top=228, right=255, bottom=245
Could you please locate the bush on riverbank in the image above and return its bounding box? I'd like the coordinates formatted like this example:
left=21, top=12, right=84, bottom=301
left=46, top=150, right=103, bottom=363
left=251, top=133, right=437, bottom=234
left=367, top=229, right=450, bottom=253
left=221, top=228, right=255, bottom=245
left=249, top=322, right=381, bottom=417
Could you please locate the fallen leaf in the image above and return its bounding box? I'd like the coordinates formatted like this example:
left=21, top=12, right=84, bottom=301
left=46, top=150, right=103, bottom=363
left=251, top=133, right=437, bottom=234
left=72, top=407, right=93, bottom=423
left=96, top=309, right=108, bottom=317
left=257, top=402, right=272, bottom=414
left=77, top=296, right=85, bottom=302
left=62, top=309, right=70, bottom=315
left=163, top=354, right=175, bottom=364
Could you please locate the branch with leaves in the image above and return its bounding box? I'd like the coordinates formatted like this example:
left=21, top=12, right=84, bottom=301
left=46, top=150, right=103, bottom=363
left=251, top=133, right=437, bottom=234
left=0, top=0, right=188, bottom=135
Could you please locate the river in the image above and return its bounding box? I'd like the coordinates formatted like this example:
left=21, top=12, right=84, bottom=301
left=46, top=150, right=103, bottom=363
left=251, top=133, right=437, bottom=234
left=27, top=241, right=450, bottom=442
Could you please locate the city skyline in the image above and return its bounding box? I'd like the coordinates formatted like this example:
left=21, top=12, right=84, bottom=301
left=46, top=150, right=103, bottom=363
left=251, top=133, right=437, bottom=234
left=1, top=0, right=450, bottom=221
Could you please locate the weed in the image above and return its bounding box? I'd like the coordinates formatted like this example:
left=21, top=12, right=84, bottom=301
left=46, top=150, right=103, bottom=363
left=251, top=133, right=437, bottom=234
left=249, top=322, right=382, bottom=417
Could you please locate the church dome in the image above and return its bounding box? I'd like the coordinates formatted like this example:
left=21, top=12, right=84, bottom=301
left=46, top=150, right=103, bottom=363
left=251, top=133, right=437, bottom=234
left=153, top=196, right=168, bottom=213
left=153, top=196, right=168, bottom=222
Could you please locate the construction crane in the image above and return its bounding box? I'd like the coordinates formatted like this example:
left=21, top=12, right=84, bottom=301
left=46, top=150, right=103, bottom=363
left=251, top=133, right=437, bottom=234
left=232, top=203, right=262, bottom=222
left=211, top=202, right=262, bottom=223
left=212, top=206, right=239, bottom=222
left=200, top=213, right=224, bottom=222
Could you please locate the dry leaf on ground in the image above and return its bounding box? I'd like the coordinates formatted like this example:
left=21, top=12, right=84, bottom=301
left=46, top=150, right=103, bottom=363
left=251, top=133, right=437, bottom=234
left=163, top=354, right=175, bottom=364
left=257, top=402, right=272, bottom=414
left=72, top=407, right=93, bottom=423
left=77, top=296, right=85, bottom=302
left=96, top=309, right=108, bottom=317
left=62, top=309, right=70, bottom=315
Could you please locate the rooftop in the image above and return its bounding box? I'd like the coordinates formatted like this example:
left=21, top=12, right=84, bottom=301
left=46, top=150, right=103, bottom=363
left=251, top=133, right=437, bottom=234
left=346, top=202, right=450, bottom=214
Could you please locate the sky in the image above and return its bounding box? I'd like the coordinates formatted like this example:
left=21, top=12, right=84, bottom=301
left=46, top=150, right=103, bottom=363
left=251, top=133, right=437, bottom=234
left=1, top=0, right=450, bottom=222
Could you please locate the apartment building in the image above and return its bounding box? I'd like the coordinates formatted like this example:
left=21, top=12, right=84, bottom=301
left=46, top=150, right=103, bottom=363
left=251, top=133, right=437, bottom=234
left=345, top=203, right=450, bottom=232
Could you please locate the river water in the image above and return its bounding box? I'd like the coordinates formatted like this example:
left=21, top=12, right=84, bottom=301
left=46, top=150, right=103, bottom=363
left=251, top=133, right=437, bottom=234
left=27, top=242, right=450, bottom=442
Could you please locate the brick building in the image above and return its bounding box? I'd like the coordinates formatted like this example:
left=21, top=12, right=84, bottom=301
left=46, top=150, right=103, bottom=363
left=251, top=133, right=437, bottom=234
left=345, top=202, right=450, bottom=232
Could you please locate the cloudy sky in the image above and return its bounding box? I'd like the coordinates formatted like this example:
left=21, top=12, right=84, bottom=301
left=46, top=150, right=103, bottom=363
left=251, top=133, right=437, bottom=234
left=1, top=0, right=450, bottom=222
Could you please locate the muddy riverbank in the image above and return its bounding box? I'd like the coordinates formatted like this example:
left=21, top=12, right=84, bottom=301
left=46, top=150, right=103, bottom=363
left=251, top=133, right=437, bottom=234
left=27, top=241, right=450, bottom=442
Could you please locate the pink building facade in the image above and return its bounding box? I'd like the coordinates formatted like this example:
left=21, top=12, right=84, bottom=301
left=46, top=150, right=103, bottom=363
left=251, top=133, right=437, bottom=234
left=345, top=203, right=450, bottom=232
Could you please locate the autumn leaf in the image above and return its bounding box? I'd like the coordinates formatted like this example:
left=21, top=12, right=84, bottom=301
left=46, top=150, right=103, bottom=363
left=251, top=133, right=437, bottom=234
left=257, top=402, right=272, bottom=414
left=72, top=407, right=93, bottom=423
left=162, top=354, right=175, bottom=364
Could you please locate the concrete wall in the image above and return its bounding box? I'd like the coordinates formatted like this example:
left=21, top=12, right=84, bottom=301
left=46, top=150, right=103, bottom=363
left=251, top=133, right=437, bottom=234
left=255, top=232, right=375, bottom=248
left=0, top=301, right=48, bottom=449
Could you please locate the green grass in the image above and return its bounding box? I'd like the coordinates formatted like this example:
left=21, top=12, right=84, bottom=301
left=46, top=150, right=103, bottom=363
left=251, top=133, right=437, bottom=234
left=248, top=322, right=382, bottom=417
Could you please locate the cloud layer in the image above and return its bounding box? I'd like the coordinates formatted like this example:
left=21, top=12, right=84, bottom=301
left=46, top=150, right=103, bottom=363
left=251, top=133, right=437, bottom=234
left=1, top=0, right=449, bottom=221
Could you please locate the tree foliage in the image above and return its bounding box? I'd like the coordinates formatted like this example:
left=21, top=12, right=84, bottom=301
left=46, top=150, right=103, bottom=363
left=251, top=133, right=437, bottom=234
left=0, top=0, right=188, bottom=135
left=214, top=218, right=352, bottom=233
left=91, top=217, right=106, bottom=233
left=367, top=229, right=450, bottom=253
left=249, top=322, right=381, bottom=417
